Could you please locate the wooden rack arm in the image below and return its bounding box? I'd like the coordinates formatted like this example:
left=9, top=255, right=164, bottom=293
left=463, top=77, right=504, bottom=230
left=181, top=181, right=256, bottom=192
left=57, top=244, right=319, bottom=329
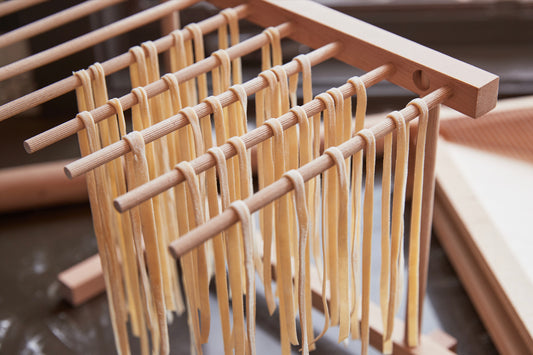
left=0, top=0, right=202, bottom=83
left=24, top=18, right=288, bottom=154
left=114, top=62, right=392, bottom=213
left=65, top=39, right=338, bottom=180
left=0, top=4, right=249, bottom=123
left=209, top=0, right=498, bottom=118
left=0, top=0, right=125, bottom=49
left=0, top=0, right=46, bottom=18
left=169, top=85, right=452, bottom=258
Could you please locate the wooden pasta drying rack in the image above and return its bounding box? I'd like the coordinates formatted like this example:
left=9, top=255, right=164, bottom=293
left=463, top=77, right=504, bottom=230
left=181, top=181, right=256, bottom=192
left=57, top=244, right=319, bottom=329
left=0, top=0, right=499, bottom=354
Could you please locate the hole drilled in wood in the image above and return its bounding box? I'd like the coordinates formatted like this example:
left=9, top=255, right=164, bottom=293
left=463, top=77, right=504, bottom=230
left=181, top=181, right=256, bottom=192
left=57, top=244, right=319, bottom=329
left=413, top=69, right=430, bottom=91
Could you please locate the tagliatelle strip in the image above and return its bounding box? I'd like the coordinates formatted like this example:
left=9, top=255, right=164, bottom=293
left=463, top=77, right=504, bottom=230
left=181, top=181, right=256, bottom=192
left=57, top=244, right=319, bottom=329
left=264, top=118, right=298, bottom=353
left=229, top=200, right=256, bottom=355
left=347, top=76, right=367, bottom=340
left=73, top=70, right=132, bottom=355
left=123, top=131, right=169, bottom=355
left=289, top=106, right=314, bottom=348
left=384, top=111, right=409, bottom=346
left=324, top=146, right=350, bottom=342
left=107, top=98, right=154, bottom=355
left=406, top=98, right=429, bottom=346
left=220, top=8, right=242, bottom=85
left=206, top=147, right=233, bottom=354
left=142, top=41, right=184, bottom=318
left=255, top=69, right=278, bottom=314
left=283, top=169, right=310, bottom=355
left=357, top=129, right=377, bottom=355
left=316, top=92, right=339, bottom=327
left=76, top=109, right=131, bottom=355
left=89, top=63, right=150, bottom=351
left=262, top=26, right=282, bottom=70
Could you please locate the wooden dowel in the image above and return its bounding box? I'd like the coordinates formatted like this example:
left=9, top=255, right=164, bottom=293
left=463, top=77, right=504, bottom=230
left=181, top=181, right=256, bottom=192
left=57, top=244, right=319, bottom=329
left=0, top=160, right=87, bottom=213
left=0, top=0, right=125, bottom=49
left=24, top=16, right=285, bottom=154
left=168, top=86, right=452, bottom=258
left=64, top=38, right=335, bottom=181
left=114, top=63, right=392, bottom=213
left=0, top=0, right=46, bottom=18
left=0, top=4, right=248, bottom=123
left=0, top=0, right=202, bottom=83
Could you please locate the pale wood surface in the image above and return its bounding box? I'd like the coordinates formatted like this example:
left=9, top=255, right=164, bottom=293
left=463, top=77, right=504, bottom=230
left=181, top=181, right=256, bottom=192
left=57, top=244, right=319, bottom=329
left=434, top=139, right=533, bottom=354
left=0, top=160, right=87, bottom=213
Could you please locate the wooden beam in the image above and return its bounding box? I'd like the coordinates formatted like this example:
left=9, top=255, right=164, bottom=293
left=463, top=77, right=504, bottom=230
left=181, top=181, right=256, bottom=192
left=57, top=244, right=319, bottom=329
left=208, top=0, right=499, bottom=118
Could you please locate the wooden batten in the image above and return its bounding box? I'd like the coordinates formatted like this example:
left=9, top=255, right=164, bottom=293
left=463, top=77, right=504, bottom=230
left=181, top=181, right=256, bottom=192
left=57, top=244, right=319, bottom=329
left=208, top=0, right=499, bottom=118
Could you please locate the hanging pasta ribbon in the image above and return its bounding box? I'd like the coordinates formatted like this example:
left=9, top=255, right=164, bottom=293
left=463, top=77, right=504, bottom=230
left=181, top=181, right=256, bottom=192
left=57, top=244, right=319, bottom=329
left=264, top=118, right=299, bottom=353
left=179, top=107, right=211, bottom=346
left=123, top=130, right=169, bottom=355
left=89, top=63, right=151, bottom=352
left=107, top=98, right=154, bottom=355
left=185, top=23, right=209, bottom=105
left=356, top=128, right=377, bottom=355
left=219, top=8, right=242, bottom=84
left=270, top=66, right=298, bottom=301
left=347, top=75, right=367, bottom=340
left=324, top=146, right=350, bottom=342
left=175, top=161, right=209, bottom=354
left=289, top=106, right=314, bottom=350
left=262, top=26, right=282, bottom=70
left=384, top=111, right=410, bottom=347
left=229, top=200, right=256, bottom=355
left=256, top=69, right=279, bottom=314
left=283, top=169, right=311, bottom=355
left=316, top=92, right=340, bottom=327
left=73, top=69, right=131, bottom=355
left=206, top=146, right=233, bottom=354
left=130, top=87, right=181, bottom=333
left=211, top=49, right=232, bottom=97
left=406, top=98, right=429, bottom=346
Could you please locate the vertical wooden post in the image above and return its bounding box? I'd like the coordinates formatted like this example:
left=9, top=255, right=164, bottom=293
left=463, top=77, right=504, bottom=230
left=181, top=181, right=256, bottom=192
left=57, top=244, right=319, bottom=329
left=405, top=105, right=441, bottom=344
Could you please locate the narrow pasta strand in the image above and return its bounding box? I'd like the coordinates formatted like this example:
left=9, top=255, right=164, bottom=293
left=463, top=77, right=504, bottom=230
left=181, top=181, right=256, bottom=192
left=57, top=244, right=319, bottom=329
left=324, top=147, right=350, bottom=342
left=89, top=63, right=149, bottom=350
left=77, top=110, right=131, bottom=355
left=283, top=169, right=310, bottom=355
left=73, top=71, right=130, bottom=355
left=123, top=131, right=169, bottom=355
left=229, top=200, right=256, bottom=355
left=357, top=129, right=377, bottom=355
left=256, top=70, right=278, bottom=314
left=264, top=118, right=299, bottom=352
left=290, top=106, right=314, bottom=348
left=206, top=147, right=233, bottom=354
left=348, top=76, right=367, bottom=340
left=406, top=98, right=429, bottom=346
left=316, top=93, right=339, bottom=327
left=385, top=111, right=409, bottom=344
left=176, top=161, right=214, bottom=349
left=220, top=8, right=242, bottom=84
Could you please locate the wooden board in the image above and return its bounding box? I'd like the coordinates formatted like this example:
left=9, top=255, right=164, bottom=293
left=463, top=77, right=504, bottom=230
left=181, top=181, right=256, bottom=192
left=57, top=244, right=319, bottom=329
left=434, top=139, right=533, bottom=355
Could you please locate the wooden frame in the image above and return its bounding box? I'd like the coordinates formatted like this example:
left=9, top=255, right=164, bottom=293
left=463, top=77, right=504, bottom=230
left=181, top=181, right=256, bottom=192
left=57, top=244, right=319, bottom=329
left=1, top=0, right=500, bottom=354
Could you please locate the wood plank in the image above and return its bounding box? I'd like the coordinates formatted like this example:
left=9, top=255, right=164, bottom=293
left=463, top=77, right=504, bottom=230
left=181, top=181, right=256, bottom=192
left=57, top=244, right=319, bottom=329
left=434, top=139, right=533, bottom=355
